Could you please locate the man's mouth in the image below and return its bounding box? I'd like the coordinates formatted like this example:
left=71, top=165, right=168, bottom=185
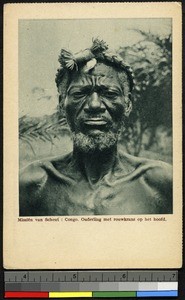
left=84, top=118, right=107, bottom=126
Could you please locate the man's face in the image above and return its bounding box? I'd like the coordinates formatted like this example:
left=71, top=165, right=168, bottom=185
left=64, top=63, right=131, bottom=152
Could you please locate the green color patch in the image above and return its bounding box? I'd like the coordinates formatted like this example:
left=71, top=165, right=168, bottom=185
left=93, top=291, right=136, bottom=298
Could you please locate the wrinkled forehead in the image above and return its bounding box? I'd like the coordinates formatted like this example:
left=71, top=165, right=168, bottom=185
left=69, top=63, right=122, bottom=87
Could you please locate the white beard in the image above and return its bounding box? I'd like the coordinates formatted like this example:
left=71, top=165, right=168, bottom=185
left=73, top=131, right=119, bottom=153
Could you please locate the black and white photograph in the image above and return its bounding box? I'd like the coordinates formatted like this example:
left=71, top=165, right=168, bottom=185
left=19, top=18, right=173, bottom=216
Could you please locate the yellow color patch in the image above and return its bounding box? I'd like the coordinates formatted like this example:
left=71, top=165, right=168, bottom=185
left=49, top=292, right=92, bottom=298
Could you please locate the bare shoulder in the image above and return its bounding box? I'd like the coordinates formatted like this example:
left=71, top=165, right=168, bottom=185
left=121, top=151, right=171, bottom=177
left=120, top=152, right=172, bottom=212
left=119, top=151, right=172, bottom=190
left=19, top=160, right=49, bottom=216
left=19, top=160, right=48, bottom=188
left=141, top=158, right=172, bottom=213
left=19, top=153, right=73, bottom=188
left=19, top=154, right=74, bottom=216
left=142, top=159, right=172, bottom=189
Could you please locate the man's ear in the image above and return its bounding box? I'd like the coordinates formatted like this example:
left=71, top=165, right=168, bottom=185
left=59, top=95, right=63, bottom=110
left=59, top=95, right=62, bottom=105
left=59, top=94, right=66, bottom=112
left=64, top=96, right=68, bottom=110
left=124, top=93, right=132, bottom=117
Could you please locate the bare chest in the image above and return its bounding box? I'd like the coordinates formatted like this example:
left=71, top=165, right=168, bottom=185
left=50, top=178, right=162, bottom=215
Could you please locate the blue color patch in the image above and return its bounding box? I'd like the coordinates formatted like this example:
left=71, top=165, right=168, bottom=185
left=137, top=291, right=178, bottom=297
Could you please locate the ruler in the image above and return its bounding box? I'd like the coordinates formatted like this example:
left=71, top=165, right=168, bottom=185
left=4, top=270, right=178, bottom=298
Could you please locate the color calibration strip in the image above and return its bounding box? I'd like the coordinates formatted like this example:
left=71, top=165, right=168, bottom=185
left=4, top=271, right=178, bottom=298
left=5, top=290, right=178, bottom=298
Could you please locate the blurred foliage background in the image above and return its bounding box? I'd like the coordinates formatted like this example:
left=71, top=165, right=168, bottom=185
left=19, top=30, right=172, bottom=168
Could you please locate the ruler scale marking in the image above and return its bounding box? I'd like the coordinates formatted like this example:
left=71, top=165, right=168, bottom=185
left=5, top=271, right=178, bottom=282
left=4, top=270, right=178, bottom=298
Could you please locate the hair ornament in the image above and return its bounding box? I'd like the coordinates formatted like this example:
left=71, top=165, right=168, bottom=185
left=56, top=38, right=134, bottom=92
left=91, top=38, right=108, bottom=53
left=58, top=38, right=108, bottom=71
left=82, top=58, right=97, bottom=73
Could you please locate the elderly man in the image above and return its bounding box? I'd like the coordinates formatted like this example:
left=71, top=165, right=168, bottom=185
left=20, top=39, right=172, bottom=216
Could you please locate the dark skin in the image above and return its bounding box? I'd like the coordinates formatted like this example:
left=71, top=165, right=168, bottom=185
left=19, top=63, right=172, bottom=216
left=65, top=63, right=131, bottom=183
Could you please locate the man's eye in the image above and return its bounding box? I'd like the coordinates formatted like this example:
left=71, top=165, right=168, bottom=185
left=71, top=92, right=86, bottom=99
left=102, top=91, right=120, bottom=99
left=72, top=92, right=84, bottom=98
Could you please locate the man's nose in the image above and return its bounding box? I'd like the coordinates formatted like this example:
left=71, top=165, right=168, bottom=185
left=84, top=92, right=106, bottom=113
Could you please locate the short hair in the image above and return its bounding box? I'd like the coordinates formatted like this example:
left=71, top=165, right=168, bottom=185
left=55, top=38, right=134, bottom=106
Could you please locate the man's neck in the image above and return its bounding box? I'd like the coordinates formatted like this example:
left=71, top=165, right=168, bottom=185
left=73, top=146, right=117, bottom=184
